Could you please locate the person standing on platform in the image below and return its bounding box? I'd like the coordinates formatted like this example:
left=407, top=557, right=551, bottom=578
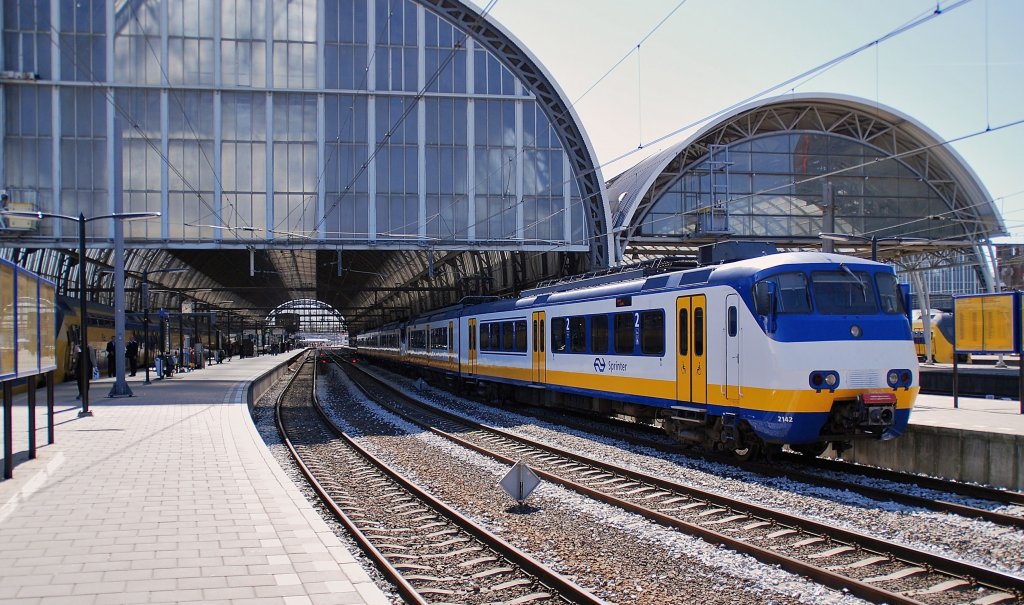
left=74, top=345, right=92, bottom=399
left=126, top=336, right=139, bottom=376
left=106, top=338, right=116, bottom=377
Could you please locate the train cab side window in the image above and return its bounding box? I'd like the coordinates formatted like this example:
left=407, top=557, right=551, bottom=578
left=591, top=315, right=608, bottom=354
left=614, top=312, right=634, bottom=354
left=679, top=309, right=688, bottom=355
left=694, top=308, right=704, bottom=356
left=570, top=316, right=587, bottom=353
left=756, top=272, right=811, bottom=314
left=875, top=273, right=906, bottom=315
left=727, top=306, right=738, bottom=337
left=640, top=311, right=665, bottom=355
left=551, top=317, right=567, bottom=352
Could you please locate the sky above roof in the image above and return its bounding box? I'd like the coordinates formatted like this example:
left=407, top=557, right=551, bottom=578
left=468, top=0, right=1024, bottom=238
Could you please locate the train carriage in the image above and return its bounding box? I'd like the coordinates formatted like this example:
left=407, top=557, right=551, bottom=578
left=355, top=251, right=918, bottom=458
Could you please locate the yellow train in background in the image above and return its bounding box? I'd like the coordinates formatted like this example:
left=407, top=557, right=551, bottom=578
left=912, top=309, right=970, bottom=364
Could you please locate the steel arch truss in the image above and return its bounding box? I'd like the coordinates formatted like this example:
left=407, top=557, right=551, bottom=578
left=613, top=97, right=1005, bottom=263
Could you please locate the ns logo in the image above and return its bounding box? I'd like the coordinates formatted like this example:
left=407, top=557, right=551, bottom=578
left=593, top=357, right=606, bottom=373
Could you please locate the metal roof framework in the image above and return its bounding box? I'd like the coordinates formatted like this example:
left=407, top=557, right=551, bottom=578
left=0, top=0, right=609, bottom=332
left=607, top=94, right=1006, bottom=273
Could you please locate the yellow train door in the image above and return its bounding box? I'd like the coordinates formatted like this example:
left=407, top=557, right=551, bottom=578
left=468, top=318, right=477, bottom=375
left=532, top=311, right=546, bottom=383
left=676, top=295, right=707, bottom=405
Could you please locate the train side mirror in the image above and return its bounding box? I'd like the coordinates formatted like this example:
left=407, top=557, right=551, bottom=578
left=754, top=281, right=777, bottom=333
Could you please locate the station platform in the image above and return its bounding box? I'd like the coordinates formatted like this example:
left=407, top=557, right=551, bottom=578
left=844, top=391, right=1024, bottom=491
left=0, top=351, right=389, bottom=605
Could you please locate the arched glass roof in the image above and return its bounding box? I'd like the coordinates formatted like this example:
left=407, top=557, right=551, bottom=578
left=266, top=299, right=345, bottom=333
left=608, top=94, right=1006, bottom=264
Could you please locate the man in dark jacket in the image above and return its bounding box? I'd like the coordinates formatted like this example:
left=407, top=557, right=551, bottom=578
left=126, top=337, right=139, bottom=376
left=106, top=338, right=115, bottom=377
left=74, top=345, right=92, bottom=399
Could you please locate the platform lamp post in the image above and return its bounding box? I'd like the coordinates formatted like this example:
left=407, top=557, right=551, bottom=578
left=0, top=210, right=160, bottom=416
left=141, top=268, right=187, bottom=384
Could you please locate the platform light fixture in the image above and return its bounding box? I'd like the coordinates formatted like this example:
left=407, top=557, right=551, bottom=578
left=0, top=210, right=160, bottom=416
left=819, top=232, right=929, bottom=262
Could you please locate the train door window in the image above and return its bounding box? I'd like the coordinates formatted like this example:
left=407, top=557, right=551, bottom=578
left=694, top=308, right=704, bottom=356
left=679, top=309, right=688, bottom=355
left=591, top=315, right=608, bottom=354
left=570, top=316, right=587, bottom=353
left=469, top=323, right=475, bottom=351
left=448, top=328, right=453, bottom=350
left=540, top=319, right=544, bottom=352
left=727, top=306, right=737, bottom=337
left=640, top=311, right=665, bottom=355
left=551, top=317, right=567, bottom=352
left=613, top=312, right=634, bottom=354
left=515, top=320, right=527, bottom=352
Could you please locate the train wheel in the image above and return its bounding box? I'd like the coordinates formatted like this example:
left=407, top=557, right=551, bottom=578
left=792, top=442, right=829, bottom=457
left=732, top=442, right=760, bottom=461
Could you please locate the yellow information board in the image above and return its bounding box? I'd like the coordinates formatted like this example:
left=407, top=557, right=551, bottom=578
left=0, top=259, right=57, bottom=379
left=40, top=282, right=56, bottom=372
left=0, top=263, right=13, bottom=377
left=954, top=293, right=1016, bottom=353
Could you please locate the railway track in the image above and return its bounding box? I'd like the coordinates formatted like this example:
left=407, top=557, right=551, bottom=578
left=276, top=356, right=606, bottom=605
left=484, top=401, right=1024, bottom=530
left=335, top=356, right=1024, bottom=605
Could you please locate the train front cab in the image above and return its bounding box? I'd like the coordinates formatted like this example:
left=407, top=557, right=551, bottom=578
left=741, top=262, right=917, bottom=455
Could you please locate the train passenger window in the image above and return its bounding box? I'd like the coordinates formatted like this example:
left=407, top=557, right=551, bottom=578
left=875, top=274, right=906, bottom=315
left=679, top=309, right=688, bottom=355
left=812, top=270, right=878, bottom=314
left=480, top=324, right=490, bottom=350
left=570, top=317, right=587, bottom=353
left=694, top=308, right=704, bottom=356
left=727, top=306, right=737, bottom=337
left=515, top=320, right=527, bottom=352
left=640, top=311, right=665, bottom=355
left=551, top=317, right=567, bottom=352
left=591, top=315, right=608, bottom=354
left=613, top=313, right=634, bottom=354
left=502, top=322, right=514, bottom=351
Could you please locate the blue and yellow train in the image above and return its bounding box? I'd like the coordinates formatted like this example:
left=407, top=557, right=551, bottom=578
left=355, top=251, right=919, bottom=458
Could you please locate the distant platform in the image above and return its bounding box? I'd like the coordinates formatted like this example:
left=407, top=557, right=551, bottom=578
left=919, top=361, right=1023, bottom=398
left=0, top=351, right=389, bottom=605
left=845, top=391, right=1024, bottom=491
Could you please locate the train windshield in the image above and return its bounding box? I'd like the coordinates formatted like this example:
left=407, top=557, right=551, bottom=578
left=811, top=269, right=878, bottom=314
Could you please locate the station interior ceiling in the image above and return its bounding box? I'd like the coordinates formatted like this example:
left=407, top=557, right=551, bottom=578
left=0, top=233, right=988, bottom=336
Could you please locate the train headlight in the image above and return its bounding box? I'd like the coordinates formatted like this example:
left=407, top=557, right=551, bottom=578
left=809, top=370, right=840, bottom=393
left=887, top=368, right=913, bottom=390
left=887, top=371, right=899, bottom=387
left=850, top=325, right=862, bottom=338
